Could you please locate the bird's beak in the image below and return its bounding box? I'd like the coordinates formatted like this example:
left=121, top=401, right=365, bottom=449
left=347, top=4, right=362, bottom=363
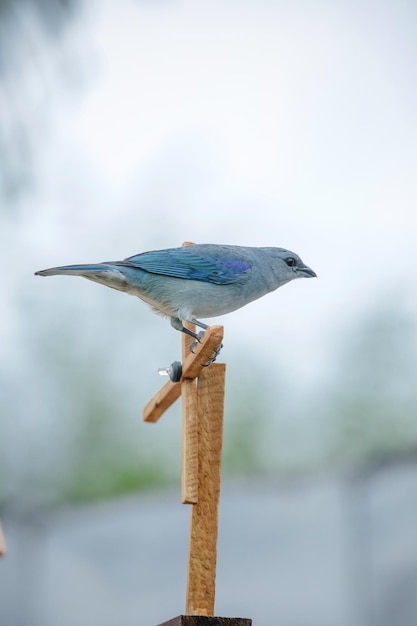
left=298, top=265, right=317, bottom=278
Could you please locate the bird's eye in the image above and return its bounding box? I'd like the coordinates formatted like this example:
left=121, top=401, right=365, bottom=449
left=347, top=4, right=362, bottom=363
left=286, top=257, right=296, bottom=267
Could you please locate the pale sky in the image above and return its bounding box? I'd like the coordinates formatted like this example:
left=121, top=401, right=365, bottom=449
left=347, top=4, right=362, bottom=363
left=6, top=0, right=417, bottom=386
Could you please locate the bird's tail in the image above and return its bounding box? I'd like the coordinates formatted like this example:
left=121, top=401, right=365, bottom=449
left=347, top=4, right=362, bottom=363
left=34, top=263, right=131, bottom=293
left=35, top=264, right=110, bottom=277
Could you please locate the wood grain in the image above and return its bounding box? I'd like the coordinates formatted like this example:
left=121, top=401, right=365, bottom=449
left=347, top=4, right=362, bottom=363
left=186, top=363, right=226, bottom=616
left=181, top=322, right=198, bottom=504
left=181, top=378, right=198, bottom=504
left=143, top=380, right=182, bottom=423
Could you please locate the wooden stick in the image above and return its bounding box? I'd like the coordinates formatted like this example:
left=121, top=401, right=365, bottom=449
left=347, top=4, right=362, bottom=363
left=181, top=323, right=198, bottom=504
left=186, top=363, right=226, bottom=616
left=143, top=380, right=182, bottom=423
left=143, top=325, right=224, bottom=423
left=181, top=379, right=198, bottom=504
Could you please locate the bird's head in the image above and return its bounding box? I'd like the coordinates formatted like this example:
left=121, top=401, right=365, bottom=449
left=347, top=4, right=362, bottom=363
left=270, top=248, right=317, bottom=284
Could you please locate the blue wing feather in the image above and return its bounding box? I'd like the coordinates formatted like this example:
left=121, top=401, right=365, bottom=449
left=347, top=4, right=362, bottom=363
left=115, top=247, right=251, bottom=285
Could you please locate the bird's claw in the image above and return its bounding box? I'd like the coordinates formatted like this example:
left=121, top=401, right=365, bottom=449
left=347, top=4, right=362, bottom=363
left=189, top=331, right=206, bottom=353
left=202, top=343, right=224, bottom=366
left=189, top=331, right=224, bottom=366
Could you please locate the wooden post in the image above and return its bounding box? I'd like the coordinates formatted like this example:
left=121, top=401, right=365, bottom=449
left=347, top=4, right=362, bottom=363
left=143, top=322, right=251, bottom=625
left=181, top=323, right=199, bottom=504
left=186, top=363, right=225, bottom=615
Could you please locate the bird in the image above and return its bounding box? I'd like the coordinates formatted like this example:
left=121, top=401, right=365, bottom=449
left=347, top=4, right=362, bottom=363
left=35, top=243, right=316, bottom=342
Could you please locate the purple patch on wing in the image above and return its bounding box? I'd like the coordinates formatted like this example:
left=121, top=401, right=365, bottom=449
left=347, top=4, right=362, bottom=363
left=226, top=260, right=250, bottom=272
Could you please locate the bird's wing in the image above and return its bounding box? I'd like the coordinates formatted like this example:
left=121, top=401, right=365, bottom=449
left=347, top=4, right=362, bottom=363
left=117, top=247, right=251, bottom=285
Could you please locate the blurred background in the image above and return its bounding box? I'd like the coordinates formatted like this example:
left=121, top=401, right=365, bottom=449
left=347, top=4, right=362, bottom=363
left=1, top=0, right=417, bottom=624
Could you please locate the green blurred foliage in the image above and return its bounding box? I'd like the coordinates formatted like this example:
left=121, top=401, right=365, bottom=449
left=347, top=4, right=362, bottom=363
left=326, top=298, right=417, bottom=466
left=223, top=360, right=271, bottom=476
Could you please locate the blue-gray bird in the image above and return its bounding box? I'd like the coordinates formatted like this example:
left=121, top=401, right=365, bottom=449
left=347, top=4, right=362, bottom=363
left=35, top=244, right=316, bottom=341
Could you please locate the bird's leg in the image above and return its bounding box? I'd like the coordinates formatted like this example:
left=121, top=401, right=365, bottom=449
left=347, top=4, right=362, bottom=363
left=189, top=318, right=223, bottom=363
left=171, top=316, right=223, bottom=361
left=186, top=318, right=209, bottom=352
left=191, top=318, right=209, bottom=330
left=170, top=316, right=204, bottom=343
left=180, top=325, right=204, bottom=342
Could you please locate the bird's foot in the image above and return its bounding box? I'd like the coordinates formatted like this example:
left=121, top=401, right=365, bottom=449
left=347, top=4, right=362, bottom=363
left=202, top=342, right=224, bottom=366
left=187, top=322, right=224, bottom=365
left=189, top=333, right=223, bottom=365
left=189, top=331, right=206, bottom=353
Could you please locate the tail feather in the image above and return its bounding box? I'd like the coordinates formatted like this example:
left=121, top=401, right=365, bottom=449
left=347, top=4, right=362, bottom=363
left=35, top=264, right=109, bottom=277
left=34, top=263, right=131, bottom=294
